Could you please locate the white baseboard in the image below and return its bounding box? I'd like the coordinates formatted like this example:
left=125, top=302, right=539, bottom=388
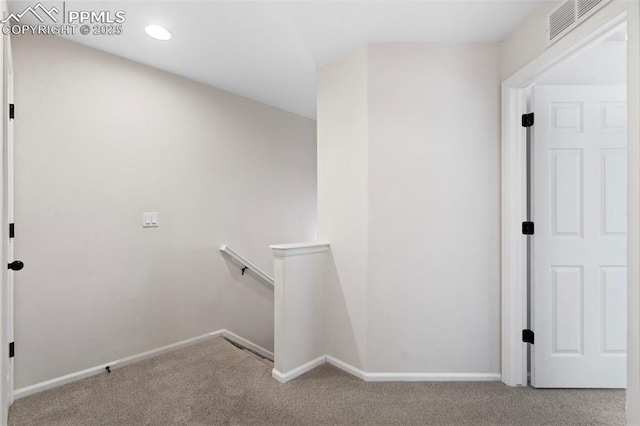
left=325, top=355, right=500, bottom=382
left=326, top=355, right=366, bottom=380
left=364, top=372, right=502, bottom=382
left=222, top=330, right=274, bottom=361
left=14, top=329, right=273, bottom=400
left=272, top=355, right=326, bottom=383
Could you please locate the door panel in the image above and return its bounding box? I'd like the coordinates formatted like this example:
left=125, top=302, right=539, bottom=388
left=601, top=149, right=626, bottom=235
left=550, top=149, right=583, bottom=236
left=532, top=85, right=627, bottom=388
left=551, top=266, right=583, bottom=355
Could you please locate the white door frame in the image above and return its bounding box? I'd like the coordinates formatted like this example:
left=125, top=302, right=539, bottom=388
left=1, top=30, right=12, bottom=424
left=0, top=22, right=5, bottom=426
left=501, top=1, right=640, bottom=420
left=4, top=33, right=13, bottom=410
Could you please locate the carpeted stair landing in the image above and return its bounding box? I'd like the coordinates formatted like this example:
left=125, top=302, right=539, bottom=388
left=9, top=337, right=625, bottom=425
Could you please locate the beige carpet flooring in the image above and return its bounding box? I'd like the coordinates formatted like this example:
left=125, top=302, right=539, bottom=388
left=9, top=337, right=625, bottom=425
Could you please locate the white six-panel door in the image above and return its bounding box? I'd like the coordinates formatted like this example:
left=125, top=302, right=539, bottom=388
left=532, top=85, right=627, bottom=388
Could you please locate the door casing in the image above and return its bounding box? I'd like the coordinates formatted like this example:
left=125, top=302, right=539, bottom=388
left=1, top=32, right=13, bottom=423
left=0, top=26, right=13, bottom=426
left=500, top=5, right=640, bottom=421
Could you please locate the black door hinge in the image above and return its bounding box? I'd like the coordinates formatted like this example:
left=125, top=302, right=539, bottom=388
left=9, top=104, right=14, bottom=120
left=8, top=260, right=23, bottom=271
left=522, top=112, right=534, bottom=127
left=522, top=330, right=534, bottom=344
left=522, top=221, right=534, bottom=235
left=9, top=223, right=14, bottom=239
left=9, top=342, right=14, bottom=358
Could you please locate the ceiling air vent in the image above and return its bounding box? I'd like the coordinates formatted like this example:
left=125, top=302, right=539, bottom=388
left=546, top=0, right=610, bottom=46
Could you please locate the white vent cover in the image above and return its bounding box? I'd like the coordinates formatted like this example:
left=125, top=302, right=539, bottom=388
left=546, top=0, right=610, bottom=46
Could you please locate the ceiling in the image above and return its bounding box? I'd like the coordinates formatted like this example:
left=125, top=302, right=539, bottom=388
left=8, top=0, right=541, bottom=118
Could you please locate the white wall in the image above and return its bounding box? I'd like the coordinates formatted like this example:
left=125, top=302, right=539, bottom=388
left=500, top=1, right=559, bottom=80
left=366, top=44, right=501, bottom=373
left=536, top=40, right=626, bottom=85
left=318, top=43, right=501, bottom=375
left=12, top=34, right=317, bottom=389
left=317, top=46, right=369, bottom=370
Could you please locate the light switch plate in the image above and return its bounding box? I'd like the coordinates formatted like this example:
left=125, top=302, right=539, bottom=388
left=142, top=212, right=159, bottom=228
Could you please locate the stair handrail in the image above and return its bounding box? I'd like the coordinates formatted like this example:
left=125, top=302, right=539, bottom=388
left=219, top=245, right=275, bottom=287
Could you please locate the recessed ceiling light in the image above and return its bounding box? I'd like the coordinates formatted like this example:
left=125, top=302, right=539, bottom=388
left=145, top=25, right=171, bottom=41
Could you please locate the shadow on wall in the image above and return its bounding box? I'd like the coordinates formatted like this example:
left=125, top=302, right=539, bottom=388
left=325, top=249, right=366, bottom=370
left=220, top=251, right=275, bottom=351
